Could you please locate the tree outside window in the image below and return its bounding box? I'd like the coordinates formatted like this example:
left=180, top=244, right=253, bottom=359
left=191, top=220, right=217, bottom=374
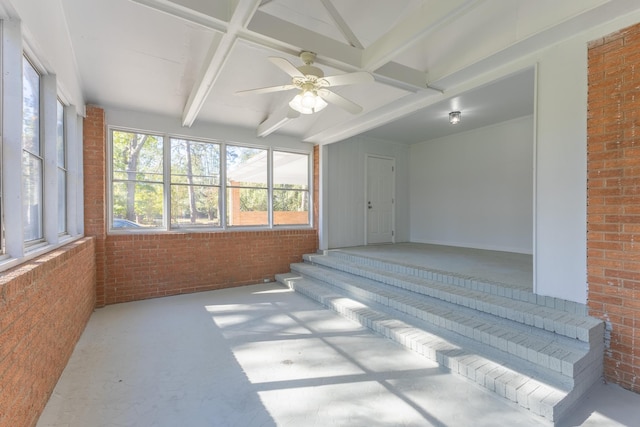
left=170, top=138, right=220, bottom=228
left=110, top=131, right=311, bottom=230
left=273, top=151, right=309, bottom=225
left=226, top=145, right=268, bottom=226
left=111, top=131, right=164, bottom=228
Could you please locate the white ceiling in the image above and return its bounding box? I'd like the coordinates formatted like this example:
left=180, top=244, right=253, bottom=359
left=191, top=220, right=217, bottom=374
left=58, top=0, right=640, bottom=145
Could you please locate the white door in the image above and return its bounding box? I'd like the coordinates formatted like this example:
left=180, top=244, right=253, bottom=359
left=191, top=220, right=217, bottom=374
left=366, top=156, right=395, bottom=244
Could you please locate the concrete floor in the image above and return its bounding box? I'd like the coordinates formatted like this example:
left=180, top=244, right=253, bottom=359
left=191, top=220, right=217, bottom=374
left=38, top=283, right=639, bottom=427
left=335, top=243, right=533, bottom=291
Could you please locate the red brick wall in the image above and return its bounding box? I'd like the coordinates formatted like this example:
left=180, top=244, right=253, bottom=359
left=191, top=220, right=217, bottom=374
left=0, top=238, right=96, bottom=427
left=84, top=105, right=107, bottom=307
left=105, top=230, right=316, bottom=304
left=84, top=106, right=319, bottom=306
left=588, top=23, right=640, bottom=393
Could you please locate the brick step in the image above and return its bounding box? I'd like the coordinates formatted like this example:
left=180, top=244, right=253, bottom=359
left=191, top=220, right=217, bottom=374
left=290, top=262, right=599, bottom=386
left=277, top=249, right=606, bottom=423
left=324, top=250, right=588, bottom=316
left=276, top=273, right=598, bottom=422
left=305, top=252, right=603, bottom=345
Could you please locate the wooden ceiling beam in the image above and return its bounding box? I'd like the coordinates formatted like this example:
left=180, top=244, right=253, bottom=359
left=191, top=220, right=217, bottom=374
left=362, top=0, right=479, bottom=71
left=181, top=0, right=262, bottom=127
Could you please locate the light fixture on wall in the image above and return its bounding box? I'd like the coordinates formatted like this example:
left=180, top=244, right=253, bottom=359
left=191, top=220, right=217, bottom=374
left=289, top=83, right=328, bottom=115
left=449, top=111, right=461, bottom=124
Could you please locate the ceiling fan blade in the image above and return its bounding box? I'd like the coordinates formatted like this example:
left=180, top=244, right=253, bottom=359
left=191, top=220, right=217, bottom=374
left=268, top=57, right=303, bottom=78
left=236, top=84, right=296, bottom=95
left=323, top=71, right=374, bottom=87
left=318, top=89, right=363, bottom=114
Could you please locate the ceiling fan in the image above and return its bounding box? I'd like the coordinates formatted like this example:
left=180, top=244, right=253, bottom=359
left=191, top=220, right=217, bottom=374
left=236, top=51, right=374, bottom=115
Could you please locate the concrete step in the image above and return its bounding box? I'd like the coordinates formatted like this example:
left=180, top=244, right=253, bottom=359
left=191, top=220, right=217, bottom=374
left=323, top=250, right=588, bottom=316
left=276, top=251, right=605, bottom=424
left=276, top=273, right=596, bottom=423
left=290, top=262, right=600, bottom=385
left=304, top=252, right=604, bottom=346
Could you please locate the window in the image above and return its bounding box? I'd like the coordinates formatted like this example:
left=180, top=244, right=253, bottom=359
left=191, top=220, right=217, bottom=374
left=57, top=100, right=67, bottom=234
left=170, top=138, right=220, bottom=228
left=273, top=151, right=309, bottom=225
left=0, top=19, right=84, bottom=272
left=111, top=131, right=164, bottom=228
left=109, top=129, right=312, bottom=231
left=226, top=145, right=268, bottom=226
left=22, top=56, right=43, bottom=243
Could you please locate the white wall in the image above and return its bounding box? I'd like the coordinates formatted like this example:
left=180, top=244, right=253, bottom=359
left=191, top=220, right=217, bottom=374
left=530, top=12, right=640, bottom=303
left=3, top=0, right=85, bottom=115
left=105, top=107, right=314, bottom=153
left=534, top=37, right=588, bottom=302
left=326, top=136, right=409, bottom=248
left=409, top=116, right=533, bottom=254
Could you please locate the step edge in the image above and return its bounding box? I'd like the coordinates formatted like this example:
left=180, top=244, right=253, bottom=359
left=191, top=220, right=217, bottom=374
left=321, top=251, right=589, bottom=317
left=292, top=262, right=600, bottom=366
left=284, top=276, right=596, bottom=423
left=301, top=256, right=602, bottom=337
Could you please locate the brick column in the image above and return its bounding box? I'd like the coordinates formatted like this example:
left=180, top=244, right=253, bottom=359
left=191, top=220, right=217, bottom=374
left=588, top=23, right=640, bottom=393
left=83, top=105, right=107, bottom=307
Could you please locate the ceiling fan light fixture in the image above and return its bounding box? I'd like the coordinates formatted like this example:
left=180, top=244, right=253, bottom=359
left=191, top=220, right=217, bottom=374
left=289, top=90, right=327, bottom=115
left=449, top=111, right=461, bottom=124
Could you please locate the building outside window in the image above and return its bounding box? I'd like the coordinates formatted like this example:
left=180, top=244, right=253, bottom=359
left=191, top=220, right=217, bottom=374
left=109, top=129, right=311, bottom=231
left=273, top=150, right=309, bottom=225
left=226, top=145, right=268, bottom=227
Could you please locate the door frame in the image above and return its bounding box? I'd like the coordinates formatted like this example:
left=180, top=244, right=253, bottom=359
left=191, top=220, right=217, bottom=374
left=364, top=154, right=396, bottom=245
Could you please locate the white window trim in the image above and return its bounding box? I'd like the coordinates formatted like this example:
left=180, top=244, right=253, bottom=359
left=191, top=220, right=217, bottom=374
left=107, top=126, right=314, bottom=234
left=0, top=18, right=85, bottom=274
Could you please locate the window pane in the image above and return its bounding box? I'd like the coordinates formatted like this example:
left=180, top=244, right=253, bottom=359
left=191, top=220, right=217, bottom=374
left=226, top=188, right=268, bottom=226
left=57, top=100, right=65, bottom=167
left=273, top=151, right=309, bottom=190
left=22, top=57, right=40, bottom=155
left=57, top=100, right=67, bottom=234
left=58, top=169, right=67, bottom=233
left=171, top=185, right=220, bottom=228
left=111, top=130, right=164, bottom=229
left=226, top=145, right=267, bottom=187
left=23, top=152, right=43, bottom=241
left=170, top=139, right=221, bottom=229
left=170, top=139, right=219, bottom=185
left=112, top=131, right=163, bottom=182
left=273, top=189, right=309, bottom=225
left=112, top=182, right=163, bottom=228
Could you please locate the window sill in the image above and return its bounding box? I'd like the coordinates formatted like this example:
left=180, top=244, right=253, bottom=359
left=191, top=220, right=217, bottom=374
left=0, top=235, right=85, bottom=274
left=107, top=224, right=314, bottom=235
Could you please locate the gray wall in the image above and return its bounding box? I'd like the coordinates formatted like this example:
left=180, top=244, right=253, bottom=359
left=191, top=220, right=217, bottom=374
left=409, top=116, right=534, bottom=254
left=326, top=136, right=409, bottom=248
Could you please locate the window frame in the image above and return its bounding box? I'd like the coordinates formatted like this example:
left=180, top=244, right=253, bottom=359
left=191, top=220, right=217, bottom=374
left=109, top=128, right=166, bottom=230
left=22, top=54, right=44, bottom=246
left=272, top=149, right=311, bottom=227
left=0, top=18, right=85, bottom=274
left=107, top=126, right=313, bottom=233
left=225, top=143, right=269, bottom=228
left=56, top=98, right=67, bottom=235
left=169, top=137, right=222, bottom=230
